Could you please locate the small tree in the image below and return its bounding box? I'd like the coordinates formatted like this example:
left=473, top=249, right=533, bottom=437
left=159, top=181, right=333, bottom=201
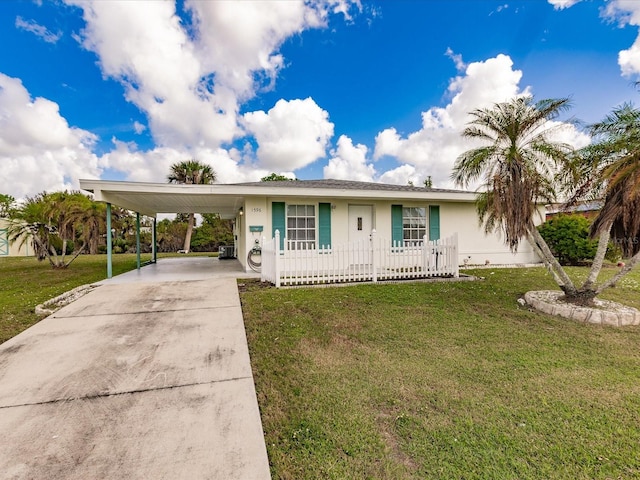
left=7, top=192, right=95, bottom=268
left=0, top=194, right=16, bottom=217
left=538, top=215, right=598, bottom=266
left=261, top=173, right=295, bottom=182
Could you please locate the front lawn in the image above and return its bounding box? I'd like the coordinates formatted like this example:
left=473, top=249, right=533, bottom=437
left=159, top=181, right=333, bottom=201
left=0, top=254, right=150, bottom=344
left=240, top=266, right=640, bottom=479
left=0, top=252, right=223, bottom=344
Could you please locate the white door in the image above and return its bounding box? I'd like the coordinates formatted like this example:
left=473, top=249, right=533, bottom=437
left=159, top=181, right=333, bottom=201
left=348, top=205, right=373, bottom=265
left=348, top=205, right=373, bottom=242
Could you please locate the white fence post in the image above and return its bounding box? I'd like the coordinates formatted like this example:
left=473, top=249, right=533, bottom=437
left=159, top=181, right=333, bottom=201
left=422, top=234, right=428, bottom=273
left=274, top=230, right=281, bottom=288
left=371, top=229, right=378, bottom=283
left=260, top=235, right=266, bottom=282
left=453, top=232, right=459, bottom=277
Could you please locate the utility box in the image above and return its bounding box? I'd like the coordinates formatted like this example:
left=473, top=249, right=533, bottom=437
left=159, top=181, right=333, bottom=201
left=218, top=245, right=235, bottom=259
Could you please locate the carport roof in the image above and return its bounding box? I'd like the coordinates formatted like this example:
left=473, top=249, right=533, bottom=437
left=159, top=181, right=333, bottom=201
left=79, top=179, right=477, bottom=217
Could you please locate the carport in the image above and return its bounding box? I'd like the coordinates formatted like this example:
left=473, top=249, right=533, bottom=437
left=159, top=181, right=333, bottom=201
left=80, top=179, right=247, bottom=279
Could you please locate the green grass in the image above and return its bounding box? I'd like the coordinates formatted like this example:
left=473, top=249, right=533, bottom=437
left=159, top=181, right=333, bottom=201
left=0, top=254, right=151, bottom=344
left=0, top=252, right=220, bottom=344
left=240, top=266, right=640, bottom=479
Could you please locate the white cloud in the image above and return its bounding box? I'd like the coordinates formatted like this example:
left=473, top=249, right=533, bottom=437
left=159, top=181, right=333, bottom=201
left=323, top=135, right=375, bottom=181
left=242, top=98, right=334, bottom=171
left=67, top=0, right=239, bottom=149
left=187, top=1, right=316, bottom=100
left=99, top=141, right=268, bottom=185
left=133, top=121, right=146, bottom=134
left=378, top=165, right=419, bottom=186
left=15, top=16, right=62, bottom=43
left=602, top=0, right=640, bottom=76
left=0, top=74, right=100, bottom=199
left=547, top=0, right=582, bottom=10
left=66, top=0, right=359, bottom=153
left=373, top=54, right=588, bottom=189
left=445, top=47, right=466, bottom=72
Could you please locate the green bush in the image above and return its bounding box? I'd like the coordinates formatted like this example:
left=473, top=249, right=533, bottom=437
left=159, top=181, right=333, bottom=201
left=605, top=242, right=623, bottom=263
left=538, top=214, right=598, bottom=265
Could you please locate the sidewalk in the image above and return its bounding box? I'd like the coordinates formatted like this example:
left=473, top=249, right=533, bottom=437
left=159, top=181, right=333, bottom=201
left=98, top=256, right=260, bottom=285
left=0, top=273, right=270, bottom=479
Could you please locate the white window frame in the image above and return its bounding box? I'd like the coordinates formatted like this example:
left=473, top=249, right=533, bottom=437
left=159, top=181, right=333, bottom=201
left=402, top=207, right=426, bottom=246
left=286, top=204, right=316, bottom=250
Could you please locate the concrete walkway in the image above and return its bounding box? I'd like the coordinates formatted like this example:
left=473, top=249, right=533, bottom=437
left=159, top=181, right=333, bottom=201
left=0, top=258, right=270, bottom=479
left=98, top=256, right=261, bottom=285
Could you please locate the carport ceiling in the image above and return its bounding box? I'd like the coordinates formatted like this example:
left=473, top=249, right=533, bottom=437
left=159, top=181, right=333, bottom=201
left=79, top=180, right=245, bottom=218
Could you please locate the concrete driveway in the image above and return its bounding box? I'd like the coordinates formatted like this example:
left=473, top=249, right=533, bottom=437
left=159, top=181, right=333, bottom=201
left=0, top=262, right=270, bottom=479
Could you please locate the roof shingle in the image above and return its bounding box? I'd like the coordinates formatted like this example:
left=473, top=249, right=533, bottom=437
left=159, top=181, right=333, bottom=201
left=231, top=178, right=470, bottom=195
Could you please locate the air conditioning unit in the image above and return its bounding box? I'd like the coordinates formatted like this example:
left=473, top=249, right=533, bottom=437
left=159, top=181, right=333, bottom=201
left=218, top=245, right=235, bottom=259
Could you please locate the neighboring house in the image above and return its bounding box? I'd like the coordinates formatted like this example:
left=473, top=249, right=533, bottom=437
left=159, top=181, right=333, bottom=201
left=80, top=179, right=542, bottom=285
left=545, top=200, right=602, bottom=220
left=0, top=218, right=34, bottom=257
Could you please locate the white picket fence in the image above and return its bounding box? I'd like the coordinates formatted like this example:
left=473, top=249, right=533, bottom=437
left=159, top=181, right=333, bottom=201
left=261, top=230, right=458, bottom=287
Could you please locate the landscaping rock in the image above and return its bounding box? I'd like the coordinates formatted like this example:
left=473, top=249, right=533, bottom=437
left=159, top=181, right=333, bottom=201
left=35, top=284, right=97, bottom=316
left=524, top=290, right=640, bottom=327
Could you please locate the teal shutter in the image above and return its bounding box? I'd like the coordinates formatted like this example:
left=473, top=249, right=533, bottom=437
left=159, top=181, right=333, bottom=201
left=0, top=229, right=8, bottom=256
left=272, top=202, right=285, bottom=250
left=429, top=205, right=440, bottom=241
left=391, top=205, right=403, bottom=246
left=318, top=203, right=331, bottom=248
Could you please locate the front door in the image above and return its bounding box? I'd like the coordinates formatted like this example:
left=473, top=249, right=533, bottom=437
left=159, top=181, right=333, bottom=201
left=348, top=205, right=373, bottom=242
left=348, top=205, right=373, bottom=266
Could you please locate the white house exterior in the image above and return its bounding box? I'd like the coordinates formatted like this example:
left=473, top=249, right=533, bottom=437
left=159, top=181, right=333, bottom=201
left=0, top=218, right=34, bottom=257
left=231, top=180, right=540, bottom=272
left=79, top=178, right=542, bottom=284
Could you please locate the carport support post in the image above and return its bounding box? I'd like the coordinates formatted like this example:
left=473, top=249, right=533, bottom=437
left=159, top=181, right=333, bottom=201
left=136, top=212, right=141, bottom=270
left=106, top=202, right=112, bottom=279
left=152, top=217, right=157, bottom=263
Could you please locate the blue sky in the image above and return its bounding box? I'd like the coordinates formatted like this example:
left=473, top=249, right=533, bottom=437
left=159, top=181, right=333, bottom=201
left=2, top=0, right=640, bottom=199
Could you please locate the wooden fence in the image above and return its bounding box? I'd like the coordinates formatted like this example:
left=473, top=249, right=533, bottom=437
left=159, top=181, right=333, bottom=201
left=261, top=230, right=458, bottom=287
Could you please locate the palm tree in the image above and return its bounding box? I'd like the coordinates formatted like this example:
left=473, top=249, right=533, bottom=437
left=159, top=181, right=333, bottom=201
left=452, top=96, right=581, bottom=297
left=454, top=97, right=640, bottom=305
left=578, top=104, right=640, bottom=293
left=7, top=191, right=92, bottom=268
left=7, top=194, right=55, bottom=264
left=72, top=195, right=107, bottom=255
left=167, top=160, right=217, bottom=253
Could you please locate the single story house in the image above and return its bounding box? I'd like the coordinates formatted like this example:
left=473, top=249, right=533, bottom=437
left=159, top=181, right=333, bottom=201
left=0, top=218, right=34, bottom=257
left=545, top=200, right=603, bottom=220
left=80, top=179, right=541, bottom=285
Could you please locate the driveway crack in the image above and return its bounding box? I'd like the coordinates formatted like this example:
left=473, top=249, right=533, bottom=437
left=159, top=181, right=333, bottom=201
left=0, top=375, right=253, bottom=410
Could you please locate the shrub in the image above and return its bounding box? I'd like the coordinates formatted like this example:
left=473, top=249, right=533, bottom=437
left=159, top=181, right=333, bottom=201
left=605, top=242, right=623, bottom=263
left=538, top=214, right=598, bottom=265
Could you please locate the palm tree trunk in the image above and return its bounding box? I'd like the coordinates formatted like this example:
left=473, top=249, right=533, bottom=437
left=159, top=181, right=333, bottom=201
left=528, top=227, right=577, bottom=295
left=61, top=239, right=67, bottom=265
left=65, top=242, right=87, bottom=268
left=34, top=234, right=55, bottom=267
left=183, top=213, right=195, bottom=253
left=581, top=221, right=612, bottom=292
left=596, top=248, right=640, bottom=294
left=49, top=244, right=61, bottom=267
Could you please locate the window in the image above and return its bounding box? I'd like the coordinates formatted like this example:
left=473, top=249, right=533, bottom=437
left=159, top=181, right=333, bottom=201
left=403, top=207, right=426, bottom=245
left=392, top=205, right=439, bottom=246
left=287, top=204, right=316, bottom=249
